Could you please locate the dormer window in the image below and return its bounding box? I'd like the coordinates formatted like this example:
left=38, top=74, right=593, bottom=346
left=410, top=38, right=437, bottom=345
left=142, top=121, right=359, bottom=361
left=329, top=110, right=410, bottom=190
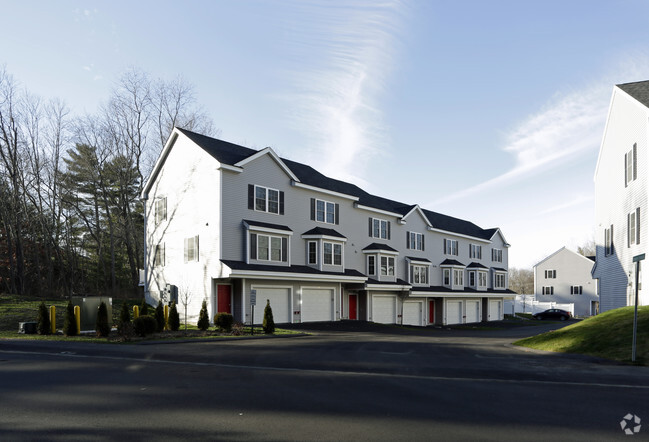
left=301, top=227, right=346, bottom=271
left=380, top=256, right=395, bottom=276
left=244, top=220, right=292, bottom=265
left=440, top=259, right=465, bottom=290
left=363, top=243, right=398, bottom=281
left=407, top=257, right=431, bottom=286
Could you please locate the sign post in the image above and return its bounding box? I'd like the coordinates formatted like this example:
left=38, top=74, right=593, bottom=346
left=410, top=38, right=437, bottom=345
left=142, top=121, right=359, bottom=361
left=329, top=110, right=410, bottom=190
left=632, top=254, right=644, bottom=363
left=250, top=289, right=257, bottom=335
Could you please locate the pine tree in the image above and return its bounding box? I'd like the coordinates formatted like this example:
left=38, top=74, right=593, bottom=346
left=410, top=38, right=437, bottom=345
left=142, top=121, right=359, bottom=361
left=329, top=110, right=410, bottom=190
left=37, top=302, right=51, bottom=335
left=263, top=299, right=275, bottom=334
left=155, top=299, right=165, bottom=332
left=140, top=297, right=149, bottom=316
left=168, top=302, right=180, bottom=331
left=197, top=299, right=209, bottom=331
left=64, top=301, right=78, bottom=336
left=96, top=301, right=111, bottom=337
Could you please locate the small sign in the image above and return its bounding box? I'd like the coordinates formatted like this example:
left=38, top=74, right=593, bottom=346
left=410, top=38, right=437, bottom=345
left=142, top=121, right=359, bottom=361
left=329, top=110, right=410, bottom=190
left=250, top=289, right=257, bottom=306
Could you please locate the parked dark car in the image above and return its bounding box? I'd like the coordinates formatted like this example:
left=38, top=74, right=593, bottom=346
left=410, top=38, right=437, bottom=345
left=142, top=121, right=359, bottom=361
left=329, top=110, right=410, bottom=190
left=533, top=308, right=572, bottom=321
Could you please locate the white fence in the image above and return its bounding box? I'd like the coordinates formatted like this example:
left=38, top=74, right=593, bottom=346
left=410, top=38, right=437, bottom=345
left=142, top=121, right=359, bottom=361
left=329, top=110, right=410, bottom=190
left=504, top=295, right=574, bottom=316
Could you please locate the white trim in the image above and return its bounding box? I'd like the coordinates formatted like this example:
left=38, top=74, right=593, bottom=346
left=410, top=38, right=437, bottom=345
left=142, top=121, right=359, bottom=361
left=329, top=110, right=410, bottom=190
left=244, top=221, right=294, bottom=236
left=428, top=226, right=491, bottom=243
left=292, top=181, right=358, bottom=201
left=235, top=147, right=300, bottom=182
left=218, top=164, right=243, bottom=173
left=366, top=283, right=411, bottom=291
left=226, top=269, right=367, bottom=283
left=488, top=228, right=511, bottom=247
left=406, top=257, right=432, bottom=265
left=301, top=234, right=347, bottom=243
left=401, top=205, right=433, bottom=227
left=362, top=248, right=399, bottom=256
left=354, top=203, right=401, bottom=218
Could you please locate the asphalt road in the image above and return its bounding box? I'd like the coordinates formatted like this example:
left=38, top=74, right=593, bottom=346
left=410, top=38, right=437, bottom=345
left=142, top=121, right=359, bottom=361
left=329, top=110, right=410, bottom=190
left=0, top=321, right=647, bottom=441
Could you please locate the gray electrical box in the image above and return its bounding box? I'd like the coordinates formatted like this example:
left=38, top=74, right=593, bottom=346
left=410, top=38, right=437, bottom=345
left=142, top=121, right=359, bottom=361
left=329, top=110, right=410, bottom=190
left=163, top=284, right=178, bottom=305
left=71, top=296, right=113, bottom=331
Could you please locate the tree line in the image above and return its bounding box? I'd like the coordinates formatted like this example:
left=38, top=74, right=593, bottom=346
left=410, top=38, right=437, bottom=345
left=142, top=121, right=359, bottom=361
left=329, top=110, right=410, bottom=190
left=0, top=66, right=216, bottom=298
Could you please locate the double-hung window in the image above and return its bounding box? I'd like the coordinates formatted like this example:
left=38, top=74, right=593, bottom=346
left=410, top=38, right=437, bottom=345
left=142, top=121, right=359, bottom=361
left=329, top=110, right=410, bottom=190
left=453, top=269, right=464, bottom=286
left=155, top=197, right=167, bottom=225
left=625, top=143, right=637, bottom=186
left=545, top=269, right=556, bottom=279
left=184, top=235, right=199, bottom=262
left=570, top=285, right=583, bottom=295
left=311, top=198, right=338, bottom=224
left=407, top=232, right=424, bottom=251
left=410, top=264, right=428, bottom=285
left=628, top=208, right=640, bottom=246
left=323, top=242, right=342, bottom=266
left=494, top=273, right=506, bottom=289
left=492, top=248, right=503, bottom=263
left=469, top=244, right=482, bottom=259
left=443, top=268, right=451, bottom=286
left=478, top=272, right=487, bottom=288
left=307, top=241, right=317, bottom=265
left=542, top=286, right=554, bottom=295
left=248, top=185, right=284, bottom=214
left=154, top=243, right=165, bottom=267
left=605, top=225, right=614, bottom=256
left=370, top=218, right=391, bottom=240
left=367, top=255, right=376, bottom=276
left=380, top=256, right=395, bottom=276
left=444, top=239, right=458, bottom=256
left=257, top=235, right=283, bottom=261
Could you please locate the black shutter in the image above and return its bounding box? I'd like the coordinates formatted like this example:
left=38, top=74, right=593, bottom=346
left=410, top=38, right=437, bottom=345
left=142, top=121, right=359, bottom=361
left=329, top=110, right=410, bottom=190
left=281, top=237, right=288, bottom=262
left=625, top=153, right=628, bottom=187
left=335, top=204, right=339, bottom=225
left=444, top=239, right=447, bottom=254
left=628, top=212, right=631, bottom=248
left=250, top=234, right=257, bottom=260
left=611, top=224, right=614, bottom=254
left=421, top=235, right=425, bottom=251
left=279, top=191, right=285, bottom=215
left=248, top=184, right=254, bottom=209
left=387, top=221, right=391, bottom=240
left=637, top=207, right=641, bottom=245
left=409, top=265, right=413, bottom=283
left=406, top=231, right=410, bottom=249
left=633, top=143, right=637, bottom=180
left=310, top=198, right=315, bottom=220
left=369, top=218, right=373, bottom=237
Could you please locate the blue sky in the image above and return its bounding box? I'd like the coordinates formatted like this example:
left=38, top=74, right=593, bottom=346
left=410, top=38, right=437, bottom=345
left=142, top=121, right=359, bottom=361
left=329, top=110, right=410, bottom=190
left=3, top=0, right=649, bottom=268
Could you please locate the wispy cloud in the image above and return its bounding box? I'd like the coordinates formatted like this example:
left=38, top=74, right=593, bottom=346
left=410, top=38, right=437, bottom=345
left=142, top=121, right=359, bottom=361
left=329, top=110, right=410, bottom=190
left=429, top=55, right=649, bottom=207
left=539, top=194, right=594, bottom=215
left=281, top=0, right=407, bottom=186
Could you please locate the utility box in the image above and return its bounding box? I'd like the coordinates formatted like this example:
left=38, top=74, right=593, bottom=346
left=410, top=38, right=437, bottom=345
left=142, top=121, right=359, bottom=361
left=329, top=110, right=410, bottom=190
left=18, top=322, right=37, bottom=334
left=162, top=284, right=178, bottom=305
left=71, top=296, right=113, bottom=331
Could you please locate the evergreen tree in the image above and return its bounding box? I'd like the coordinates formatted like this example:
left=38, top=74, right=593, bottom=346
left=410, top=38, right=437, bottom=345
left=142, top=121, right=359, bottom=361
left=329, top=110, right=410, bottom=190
left=96, top=301, right=111, bottom=337
left=168, top=302, right=180, bottom=331
left=37, top=302, right=51, bottom=335
left=197, top=299, right=210, bottom=331
left=119, top=301, right=131, bottom=326
left=154, top=299, right=165, bottom=332
left=140, top=297, right=149, bottom=316
left=63, top=301, right=78, bottom=336
left=263, top=299, right=275, bottom=334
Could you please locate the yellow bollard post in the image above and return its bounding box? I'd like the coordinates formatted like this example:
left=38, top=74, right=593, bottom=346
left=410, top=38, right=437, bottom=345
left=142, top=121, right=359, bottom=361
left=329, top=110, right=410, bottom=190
left=164, top=304, right=169, bottom=330
left=133, top=305, right=139, bottom=319
left=74, top=305, right=81, bottom=335
left=50, top=305, right=56, bottom=334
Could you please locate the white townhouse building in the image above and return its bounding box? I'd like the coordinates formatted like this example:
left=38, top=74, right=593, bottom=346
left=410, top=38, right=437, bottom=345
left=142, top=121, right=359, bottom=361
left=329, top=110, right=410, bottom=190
left=142, top=128, right=513, bottom=326
left=534, top=247, right=599, bottom=316
left=593, top=80, right=649, bottom=312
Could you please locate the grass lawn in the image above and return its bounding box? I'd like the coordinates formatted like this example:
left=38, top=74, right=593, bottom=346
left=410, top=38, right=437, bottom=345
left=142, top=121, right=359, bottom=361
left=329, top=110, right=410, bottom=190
left=513, top=306, right=649, bottom=365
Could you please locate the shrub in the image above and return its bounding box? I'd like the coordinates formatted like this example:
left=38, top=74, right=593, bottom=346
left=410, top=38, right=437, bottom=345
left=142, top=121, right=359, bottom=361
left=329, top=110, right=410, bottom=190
left=154, top=300, right=165, bottom=332
left=133, top=315, right=157, bottom=337
left=118, top=301, right=131, bottom=334
left=96, top=301, right=111, bottom=337
left=231, top=322, right=245, bottom=336
left=168, top=302, right=180, bottom=331
left=37, top=302, right=51, bottom=335
left=140, top=298, right=149, bottom=316
left=263, top=299, right=275, bottom=334
left=197, top=299, right=210, bottom=331
left=214, top=313, right=234, bottom=332
left=63, top=301, right=78, bottom=336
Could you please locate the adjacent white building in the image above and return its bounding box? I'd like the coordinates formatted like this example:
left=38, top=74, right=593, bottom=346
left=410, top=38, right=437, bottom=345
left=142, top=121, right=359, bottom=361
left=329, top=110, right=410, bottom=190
left=534, top=247, right=599, bottom=316
left=142, top=128, right=513, bottom=326
left=593, top=80, right=649, bottom=312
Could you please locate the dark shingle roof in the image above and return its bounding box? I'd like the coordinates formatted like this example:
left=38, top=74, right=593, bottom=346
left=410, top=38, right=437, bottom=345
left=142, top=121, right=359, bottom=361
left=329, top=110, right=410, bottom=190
left=302, top=227, right=346, bottom=238
left=440, top=259, right=465, bottom=266
left=243, top=220, right=292, bottom=232
left=221, top=260, right=365, bottom=278
left=617, top=80, right=649, bottom=108
left=178, top=127, right=502, bottom=241
left=467, top=262, right=488, bottom=269
left=406, top=256, right=432, bottom=263
left=362, top=243, right=398, bottom=252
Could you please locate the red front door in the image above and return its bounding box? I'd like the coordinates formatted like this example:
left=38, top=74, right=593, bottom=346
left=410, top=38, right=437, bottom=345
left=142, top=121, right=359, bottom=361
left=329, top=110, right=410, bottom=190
left=349, top=294, right=357, bottom=320
left=429, top=300, right=435, bottom=324
left=217, top=285, right=231, bottom=314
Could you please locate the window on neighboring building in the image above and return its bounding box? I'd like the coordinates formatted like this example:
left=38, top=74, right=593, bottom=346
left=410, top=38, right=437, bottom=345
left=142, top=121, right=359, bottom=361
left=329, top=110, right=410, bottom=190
left=494, top=273, right=506, bottom=289
left=307, top=241, right=317, bottom=265
left=323, top=242, right=342, bottom=266
left=453, top=269, right=464, bottom=286
left=310, top=198, right=338, bottom=224
left=369, top=218, right=391, bottom=240
left=367, top=255, right=376, bottom=276
left=154, top=243, right=165, bottom=267
left=184, top=235, right=199, bottom=263
left=542, top=286, right=554, bottom=295
left=411, top=265, right=428, bottom=284
left=605, top=225, right=614, bottom=256
left=407, top=232, right=424, bottom=251
left=155, top=197, right=167, bottom=225
left=444, top=239, right=459, bottom=256
left=628, top=208, right=640, bottom=246
left=492, top=248, right=503, bottom=262
left=380, top=256, right=395, bottom=276
left=470, top=244, right=482, bottom=259
left=545, top=269, right=556, bottom=279
left=570, top=285, right=583, bottom=295
left=248, top=185, right=284, bottom=215
left=478, top=272, right=487, bottom=288
left=625, top=143, right=637, bottom=186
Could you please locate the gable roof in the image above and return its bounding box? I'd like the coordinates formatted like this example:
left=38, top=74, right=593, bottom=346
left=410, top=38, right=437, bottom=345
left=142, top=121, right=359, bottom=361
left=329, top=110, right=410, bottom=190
left=166, top=128, right=504, bottom=242
left=533, top=246, right=596, bottom=268
left=617, top=80, right=649, bottom=108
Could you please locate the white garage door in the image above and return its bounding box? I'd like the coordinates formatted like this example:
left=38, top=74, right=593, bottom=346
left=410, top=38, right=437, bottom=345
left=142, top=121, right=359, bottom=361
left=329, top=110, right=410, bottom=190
left=402, top=301, right=423, bottom=326
left=302, top=288, right=334, bottom=322
left=254, top=287, right=291, bottom=324
left=466, top=300, right=480, bottom=324
left=372, top=295, right=396, bottom=324
left=446, top=300, right=463, bottom=325
left=488, top=300, right=502, bottom=322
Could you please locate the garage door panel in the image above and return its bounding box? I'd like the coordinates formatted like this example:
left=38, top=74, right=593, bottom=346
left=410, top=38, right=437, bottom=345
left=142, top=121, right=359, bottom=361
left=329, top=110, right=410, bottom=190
left=302, top=288, right=334, bottom=322
left=446, top=300, right=463, bottom=325
left=403, top=301, right=423, bottom=326
left=254, top=288, right=290, bottom=324
left=488, top=300, right=502, bottom=322
left=466, top=300, right=480, bottom=324
left=372, top=295, right=396, bottom=324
